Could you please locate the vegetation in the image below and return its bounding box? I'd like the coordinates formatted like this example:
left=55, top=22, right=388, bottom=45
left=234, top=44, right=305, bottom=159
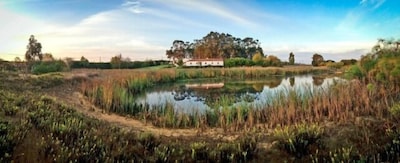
left=2, top=37, right=400, bottom=162
left=263, top=55, right=282, bottom=67
left=312, top=53, right=324, bottom=66
left=289, top=52, right=295, bottom=65
left=166, top=31, right=264, bottom=63
left=25, top=35, right=43, bottom=61
left=346, top=38, right=400, bottom=83
left=77, top=38, right=400, bottom=161
left=31, top=60, right=68, bottom=75
left=0, top=71, right=259, bottom=162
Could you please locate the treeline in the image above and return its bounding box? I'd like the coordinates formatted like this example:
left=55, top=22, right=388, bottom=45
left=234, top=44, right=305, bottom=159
left=0, top=58, right=170, bottom=75
left=311, top=53, right=358, bottom=70
left=69, top=59, right=170, bottom=69
left=166, top=31, right=264, bottom=61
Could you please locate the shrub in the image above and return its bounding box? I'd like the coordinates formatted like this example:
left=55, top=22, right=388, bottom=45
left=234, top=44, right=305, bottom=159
left=263, top=55, right=282, bottom=67
left=326, top=62, right=344, bottom=70
left=224, top=58, right=254, bottom=67
left=252, top=52, right=264, bottom=65
left=345, top=65, right=364, bottom=79
left=340, top=59, right=357, bottom=66
left=31, top=60, right=68, bottom=75
left=359, top=56, right=377, bottom=73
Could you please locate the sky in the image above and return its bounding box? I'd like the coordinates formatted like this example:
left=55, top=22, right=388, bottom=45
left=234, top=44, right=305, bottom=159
left=1, top=0, right=399, bottom=63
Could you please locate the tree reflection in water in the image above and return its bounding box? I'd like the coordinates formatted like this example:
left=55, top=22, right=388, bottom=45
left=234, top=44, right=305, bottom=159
left=135, top=75, right=339, bottom=113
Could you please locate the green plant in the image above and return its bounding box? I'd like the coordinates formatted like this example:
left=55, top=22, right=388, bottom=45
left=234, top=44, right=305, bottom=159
left=273, top=123, right=324, bottom=158
left=31, top=60, right=68, bottom=75
left=389, top=103, right=400, bottom=117
left=137, top=132, right=160, bottom=152
left=345, top=65, right=364, bottom=79
left=0, top=121, right=15, bottom=162
left=190, top=142, right=208, bottom=160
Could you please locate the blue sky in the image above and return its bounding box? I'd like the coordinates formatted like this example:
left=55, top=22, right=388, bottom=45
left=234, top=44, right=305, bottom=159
left=1, top=0, right=399, bottom=63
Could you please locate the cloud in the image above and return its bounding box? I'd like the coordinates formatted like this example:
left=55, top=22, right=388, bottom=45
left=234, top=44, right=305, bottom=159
left=336, top=0, right=385, bottom=35
left=263, top=40, right=374, bottom=63
left=359, top=0, right=385, bottom=9
left=151, top=0, right=257, bottom=28
left=37, top=6, right=176, bottom=61
left=0, top=6, right=61, bottom=60
left=122, top=0, right=143, bottom=14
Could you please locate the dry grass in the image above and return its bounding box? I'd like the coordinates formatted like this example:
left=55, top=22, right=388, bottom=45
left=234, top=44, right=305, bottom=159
left=79, top=66, right=399, bottom=131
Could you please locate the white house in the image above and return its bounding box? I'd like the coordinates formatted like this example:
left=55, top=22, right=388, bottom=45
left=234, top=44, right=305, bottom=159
left=183, top=58, right=224, bottom=67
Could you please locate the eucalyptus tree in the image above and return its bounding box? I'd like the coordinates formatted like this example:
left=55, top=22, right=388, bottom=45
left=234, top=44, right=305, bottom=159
left=166, top=40, right=187, bottom=62
left=289, top=52, right=295, bottom=65
left=166, top=31, right=264, bottom=60
left=25, top=35, right=43, bottom=61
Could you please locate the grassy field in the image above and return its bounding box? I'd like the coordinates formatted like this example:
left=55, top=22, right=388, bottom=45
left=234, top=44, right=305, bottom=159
left=1, top=65, right=400, bottom=162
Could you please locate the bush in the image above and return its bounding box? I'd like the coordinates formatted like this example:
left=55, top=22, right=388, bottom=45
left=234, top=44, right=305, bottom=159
left=31, top=60, right=68, bottom=75
left=326, top=62, right=344, bottom=70
left=345, top=65, right=364, bottom=79
left=359, top=56, right=377, bottom=73
left=340, top=59, right=357, bottom=66
left=263, top=55, right=282, bottom=67
left=224, top=58, right=254, bottom=67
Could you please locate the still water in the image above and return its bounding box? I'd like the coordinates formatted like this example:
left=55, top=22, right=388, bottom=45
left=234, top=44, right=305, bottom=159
left=135, top=75, right=342, bottom=113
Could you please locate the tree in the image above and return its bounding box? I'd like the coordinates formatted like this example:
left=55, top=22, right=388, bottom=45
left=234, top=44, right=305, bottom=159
left=263, top=55, right=282, bottom=67
left=80, top=56, right=89, bottom=62
left=14, top=57, right=21, bottom=62
left=289, top=52, right=295, bottom=65
left=312, top=53, right=324, bottom=66
left=252, top=51, right=263, bottom=65
left=80, top=56, right=89, bottom=67
left=110, top=54, right=122, bottom=69
left=25, top=35, right=43, bottom=61
left=166, top=40, right=187, bottom=64
left=42, top=53, right=54, bottom=61
left=165, top=31, right=264, bottom=60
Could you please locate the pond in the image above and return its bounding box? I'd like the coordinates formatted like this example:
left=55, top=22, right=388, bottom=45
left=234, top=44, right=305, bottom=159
left=135, top=75, right=343, bottom=113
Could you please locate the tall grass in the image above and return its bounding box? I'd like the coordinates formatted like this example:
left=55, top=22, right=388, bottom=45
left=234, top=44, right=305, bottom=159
left=81, top=68, right=399, bottom=131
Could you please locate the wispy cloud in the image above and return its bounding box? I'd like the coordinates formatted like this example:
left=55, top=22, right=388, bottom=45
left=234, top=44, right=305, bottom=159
left=151, top=0, right=258, bottom=28
left=122, top=0, right=143, bottom=14
left=336, top=0, right=386, bottom=36
left=360, top=0, right=386, bottom=9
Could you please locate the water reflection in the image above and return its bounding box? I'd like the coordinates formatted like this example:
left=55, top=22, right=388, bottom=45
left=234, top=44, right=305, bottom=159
left=289, top=77, right=295, bottom=87
left=135, top=75, right=338, bottom=113
left=312, top=76, right=325, bottom=86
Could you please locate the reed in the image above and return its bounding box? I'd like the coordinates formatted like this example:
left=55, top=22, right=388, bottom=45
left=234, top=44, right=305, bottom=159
left=80, top=67, right=399, bottom=131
